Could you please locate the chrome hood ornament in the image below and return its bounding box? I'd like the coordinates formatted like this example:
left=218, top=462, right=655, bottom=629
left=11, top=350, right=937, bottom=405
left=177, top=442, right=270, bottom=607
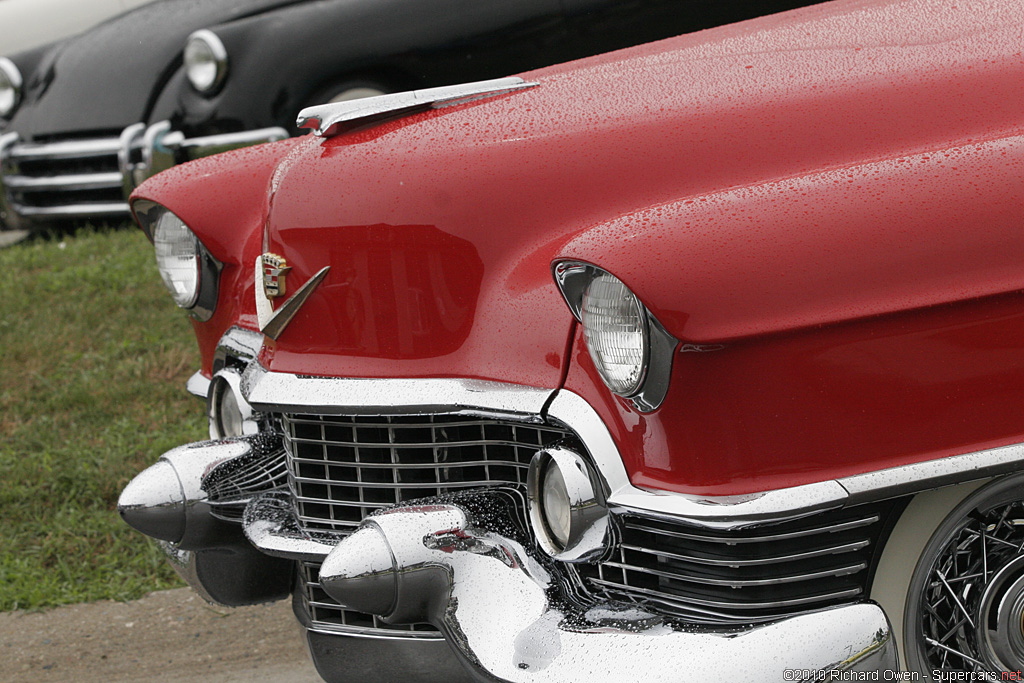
left=296, top=76, right=538, bottom=138
left=254, top=254, right=329, bottom=340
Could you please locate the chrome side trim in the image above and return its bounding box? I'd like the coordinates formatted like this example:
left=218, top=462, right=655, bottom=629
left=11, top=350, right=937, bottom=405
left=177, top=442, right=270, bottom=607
left=319, top=495, right=898, bottom=682
left=546, top=389, right=849, bottom=528
left=549, top=389, right=1024, bottom=528
left=241, top=364, right=553, bottom=419
left=297, top=77, right=538, bottom=137
left=237, top=368, right=1024, bottom=528
left=839, top=442, right=1024, bottom=504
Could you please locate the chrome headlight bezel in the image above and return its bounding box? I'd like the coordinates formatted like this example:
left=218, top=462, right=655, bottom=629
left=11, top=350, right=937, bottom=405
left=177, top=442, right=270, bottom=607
left=0, top=57, right=23, bottom=119
left=184, top=29, right=229, bottom=95
left=133, top=199, right=221, bottom=321
left=553, top=261, right=677, bottom=412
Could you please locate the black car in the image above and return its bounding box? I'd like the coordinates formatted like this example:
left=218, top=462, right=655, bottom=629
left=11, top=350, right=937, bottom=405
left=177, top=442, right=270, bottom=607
left=0, top=0, right=821, bottom=231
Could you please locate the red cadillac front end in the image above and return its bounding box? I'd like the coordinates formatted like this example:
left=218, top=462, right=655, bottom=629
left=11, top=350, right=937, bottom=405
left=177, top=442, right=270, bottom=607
left=118, top=0, right=1024, bottom=679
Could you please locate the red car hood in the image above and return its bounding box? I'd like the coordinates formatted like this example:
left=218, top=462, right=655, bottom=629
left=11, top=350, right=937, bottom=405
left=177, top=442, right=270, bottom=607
left=260, top=0, right=1023, bottom=381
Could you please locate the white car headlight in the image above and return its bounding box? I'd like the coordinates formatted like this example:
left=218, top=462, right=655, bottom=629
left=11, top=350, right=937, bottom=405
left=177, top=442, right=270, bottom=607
left=153, top=208, right=201, bottom=308
left=0, top=57, right=23, bottom=118
left=184, top=29, right=228, bottom=94
left=581, top=271, right=649, bottom=396
left=554, top=261, right=678, bottom=411
left=133, top=200, right=221, bottom=320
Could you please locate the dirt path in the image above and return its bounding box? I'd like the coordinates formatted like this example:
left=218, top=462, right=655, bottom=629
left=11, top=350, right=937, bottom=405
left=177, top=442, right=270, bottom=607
left=0, top=588, right=322, bottom=682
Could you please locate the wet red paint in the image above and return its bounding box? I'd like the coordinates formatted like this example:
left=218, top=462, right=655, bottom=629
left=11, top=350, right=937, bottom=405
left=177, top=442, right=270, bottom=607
left=132, top=0, right=1024, bottom=494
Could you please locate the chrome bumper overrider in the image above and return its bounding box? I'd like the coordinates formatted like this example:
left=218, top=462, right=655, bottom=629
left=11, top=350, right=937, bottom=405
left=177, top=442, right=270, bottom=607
left=316, top=490, right=897, bottom=681
left=0, top=122, right=287, bottom=229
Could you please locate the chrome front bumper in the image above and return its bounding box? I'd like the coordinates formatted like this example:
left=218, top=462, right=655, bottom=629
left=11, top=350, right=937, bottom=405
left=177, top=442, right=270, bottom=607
left=0, top=122, right=286, bottom=229
left=298, top=490, right=899, bottom=682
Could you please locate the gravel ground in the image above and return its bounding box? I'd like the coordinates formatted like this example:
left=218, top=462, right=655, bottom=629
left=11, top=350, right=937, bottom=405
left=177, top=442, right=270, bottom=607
left=1, top=588, right=323, bottom=682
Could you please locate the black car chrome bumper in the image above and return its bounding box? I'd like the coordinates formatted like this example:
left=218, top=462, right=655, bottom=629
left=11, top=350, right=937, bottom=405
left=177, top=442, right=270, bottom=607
left=0, top=122, right=286, bottom=229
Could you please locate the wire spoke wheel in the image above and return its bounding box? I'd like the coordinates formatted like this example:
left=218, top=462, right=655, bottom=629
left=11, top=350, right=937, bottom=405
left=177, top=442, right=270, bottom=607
left=906, top=476, right=1024, bottom=676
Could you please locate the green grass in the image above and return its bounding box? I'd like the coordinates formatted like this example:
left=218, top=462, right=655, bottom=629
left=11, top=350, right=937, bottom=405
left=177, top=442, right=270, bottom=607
left=0, top=227, right=207, bottom=610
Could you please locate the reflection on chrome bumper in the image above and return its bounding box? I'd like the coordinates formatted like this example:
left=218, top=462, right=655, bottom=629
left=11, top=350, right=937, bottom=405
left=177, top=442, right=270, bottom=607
left=319, top=490, right=898, bottom=682
left=0, top=122, right=287, bottom=229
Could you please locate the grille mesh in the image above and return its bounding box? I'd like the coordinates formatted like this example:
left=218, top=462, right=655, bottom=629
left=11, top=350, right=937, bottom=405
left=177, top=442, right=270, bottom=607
left=573, top=500, right=898, bottom=625
left=282, top=411, right=896, bottom=629
left=283, top=413, right=572, bottom=532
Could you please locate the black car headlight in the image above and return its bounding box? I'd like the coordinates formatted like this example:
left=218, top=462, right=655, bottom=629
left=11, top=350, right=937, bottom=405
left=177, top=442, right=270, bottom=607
left=133, top=200, right=221, bottom=320
left=184, top=29, right=228, bottom=94
left=554, top=261, right=677, bottom=412
left=0, top=57, right=22, bottom=118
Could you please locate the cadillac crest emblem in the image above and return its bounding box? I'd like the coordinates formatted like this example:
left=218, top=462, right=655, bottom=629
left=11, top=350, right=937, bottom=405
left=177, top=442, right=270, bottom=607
left=261, top=253, right=292, bottom=299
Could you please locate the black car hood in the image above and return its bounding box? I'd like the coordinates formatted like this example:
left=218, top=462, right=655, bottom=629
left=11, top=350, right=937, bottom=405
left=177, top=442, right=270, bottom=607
left=7, top=0, right=306, bottom=138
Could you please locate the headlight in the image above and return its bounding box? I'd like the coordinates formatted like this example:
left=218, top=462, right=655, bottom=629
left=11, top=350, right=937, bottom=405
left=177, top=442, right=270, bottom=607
left=581, top=271, right=649, bottom=396
left=153, top=209, right=201, bottom=308
left=0, top=57, right=23, bottom=118
left=553, top=261, right=678, bottom=411
left=133, top=200, right=221, bottom=320
left=184, top=30, right=228, bottom=94
left=527, top=447, right=610, bottom=562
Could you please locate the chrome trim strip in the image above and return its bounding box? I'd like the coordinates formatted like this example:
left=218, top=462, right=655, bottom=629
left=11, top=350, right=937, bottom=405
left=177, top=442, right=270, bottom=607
left=242, top=364, right=553, bottom=419
left=618, top=539, right=870, bottom=567
left=185, top=371, right=210, bottom=399
left=546, top=389, right=849, bottom=528
left=622, top=513, right=879, bottom=543
left=838, top=442, right=1024, bottom=504
left=297, top=77, right=538, bottom=137
left=178, top=127, right=288, bottom=160
left=9, top=137, right=122, bottom=160
left=304, top=622, right=443, bottom=641
left=238, top=368, right=1024, bottom=528
left=11, top=202, right=128, bottom=217
left=3, top=171, right=122, bottom=191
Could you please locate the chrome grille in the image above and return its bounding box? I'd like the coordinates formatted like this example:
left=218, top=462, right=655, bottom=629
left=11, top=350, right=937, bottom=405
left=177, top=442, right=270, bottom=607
left=300, top=562, right=439, bottom=637
left=574, top=500, right=900, bottom=625
left=283, top=413, right=572, bottom=531
left=1, top=133, right=129, bottom=221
